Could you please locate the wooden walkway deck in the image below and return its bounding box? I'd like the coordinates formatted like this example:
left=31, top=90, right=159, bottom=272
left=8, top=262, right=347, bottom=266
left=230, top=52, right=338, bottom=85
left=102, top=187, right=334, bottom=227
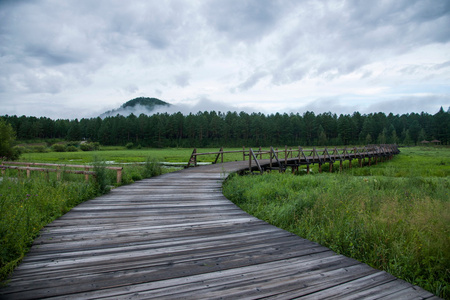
left=1, top=161, right=439, bottom=299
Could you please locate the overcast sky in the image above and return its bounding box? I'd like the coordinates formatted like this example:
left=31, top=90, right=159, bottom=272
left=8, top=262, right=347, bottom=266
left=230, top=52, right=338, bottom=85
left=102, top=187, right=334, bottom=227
left=1, top=0, right=450, bottom=119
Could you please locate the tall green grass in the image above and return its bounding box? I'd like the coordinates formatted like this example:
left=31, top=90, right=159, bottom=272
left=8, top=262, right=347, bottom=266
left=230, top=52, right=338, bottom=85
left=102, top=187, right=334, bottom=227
left=0, top=174, right=98, bottom=281
left=223, top=147, right=450, bottom=299
left=0, top=157, right=164, bottom=283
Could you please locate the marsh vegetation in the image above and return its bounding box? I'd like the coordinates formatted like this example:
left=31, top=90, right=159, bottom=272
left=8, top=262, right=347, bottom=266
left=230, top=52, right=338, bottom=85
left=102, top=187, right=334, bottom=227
left=223, top=147, right=449, bottom=298
left=0, top=156, right=163, bottom=283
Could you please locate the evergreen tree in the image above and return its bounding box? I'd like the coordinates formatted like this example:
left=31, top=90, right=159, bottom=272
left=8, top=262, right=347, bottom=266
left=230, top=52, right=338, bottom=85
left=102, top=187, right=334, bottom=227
left=0, top=118, right=20, bottom=160
left=417, top=128, right=427, bottom=144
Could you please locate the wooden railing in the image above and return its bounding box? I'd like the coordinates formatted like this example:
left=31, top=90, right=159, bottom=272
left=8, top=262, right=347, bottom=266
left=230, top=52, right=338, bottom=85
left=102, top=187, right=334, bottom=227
left=187, top=144, right=400, bottom=173
left=0, top=161, right=123, bottom=183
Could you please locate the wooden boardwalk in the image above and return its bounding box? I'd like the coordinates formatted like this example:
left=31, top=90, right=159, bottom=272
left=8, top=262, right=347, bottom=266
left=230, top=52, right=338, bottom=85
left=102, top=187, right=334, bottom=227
left=1, top=161, right=439, bottom=299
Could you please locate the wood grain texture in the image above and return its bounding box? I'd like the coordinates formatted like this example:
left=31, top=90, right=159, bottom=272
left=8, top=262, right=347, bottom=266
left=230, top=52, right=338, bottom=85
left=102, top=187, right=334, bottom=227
left=0, top=161, right=438, bottom=299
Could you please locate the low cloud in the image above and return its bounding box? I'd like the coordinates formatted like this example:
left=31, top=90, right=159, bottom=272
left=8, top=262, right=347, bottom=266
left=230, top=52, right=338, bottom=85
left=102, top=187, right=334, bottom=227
left=0, top=0, right=449, bottom=119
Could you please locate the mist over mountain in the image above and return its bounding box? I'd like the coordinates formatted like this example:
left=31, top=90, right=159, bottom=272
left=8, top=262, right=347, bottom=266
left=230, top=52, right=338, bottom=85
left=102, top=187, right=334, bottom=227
left=100, top=97, right=171, bottom=118
left=99, top=97, right=259, bottom=118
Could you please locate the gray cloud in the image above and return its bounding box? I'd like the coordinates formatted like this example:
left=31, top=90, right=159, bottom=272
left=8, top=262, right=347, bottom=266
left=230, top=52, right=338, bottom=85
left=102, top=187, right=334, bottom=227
left=289, top=95, right=450, bottom=116
left=269, top=0, right=450, bottom=84
left=365, top=95, right=450, bottom=115
left=0, top=0, right=448, bottom=119
left=234, top=71, right=268, bottom=92
left=201, top=0, right=293, bottom=42
left=174, top=72, right=191, bottom=87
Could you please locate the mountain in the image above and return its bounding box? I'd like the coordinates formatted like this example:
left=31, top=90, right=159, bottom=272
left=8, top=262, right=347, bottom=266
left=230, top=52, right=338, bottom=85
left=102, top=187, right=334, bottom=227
left=100, top=97, right=171, bottom=117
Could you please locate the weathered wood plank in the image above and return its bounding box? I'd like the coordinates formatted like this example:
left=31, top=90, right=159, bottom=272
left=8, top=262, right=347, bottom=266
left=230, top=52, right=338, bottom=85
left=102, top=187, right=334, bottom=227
left=0, top=159, right=437, bottom=300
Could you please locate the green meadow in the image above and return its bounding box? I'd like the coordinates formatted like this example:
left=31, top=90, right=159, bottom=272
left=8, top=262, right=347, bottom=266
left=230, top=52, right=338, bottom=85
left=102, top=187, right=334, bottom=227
left=223, top=147, right=450, bottom=299
left=19, top=147, right=243, bottom=164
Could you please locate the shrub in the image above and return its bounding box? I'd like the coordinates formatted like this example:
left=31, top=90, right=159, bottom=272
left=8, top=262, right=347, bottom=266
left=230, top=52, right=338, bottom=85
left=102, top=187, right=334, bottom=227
left=126, top=142, right=134, bottom=149
left=66, top=146, right=79, bottom=152
left=52, top=144, right=66, bottom=152
left=80, top=142, right=100, bottom=151
left=80, top=143, right=92, bottom=151
left=144, top=156, right=162, bottom=178
left=31, top=145, right=49, bottom=153
left=92, top=158, right=110, bottom=194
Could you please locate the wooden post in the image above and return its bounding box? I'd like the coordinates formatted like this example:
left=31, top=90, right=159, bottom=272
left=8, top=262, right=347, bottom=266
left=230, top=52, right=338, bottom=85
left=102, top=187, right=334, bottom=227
left=329, top=162, right=333, bottom=173
left=243, top=146, right=245, bottom=161
left=259, top=146, right=262, bottom=159
left=306, top=164, right=310, bottom=174
left=319, top=163, right=322, bottom=173
left=285, top=145, right=288, bottom=165
left=349, top=160, right=352, bottom=168
left=249, top=148, right=252, bottom=171
left=298, top=146, right=301, bottom=162
left=116, top=168, right=122, bottom=184
left=85, top=167, right=89, bottom=182
left=340, top=160, right=343, bottom=172
left=26, top=164, right=31, bottom=178
left=270, top=147, right=273, bottom=169
left=57, top=166, right=61, bottom=180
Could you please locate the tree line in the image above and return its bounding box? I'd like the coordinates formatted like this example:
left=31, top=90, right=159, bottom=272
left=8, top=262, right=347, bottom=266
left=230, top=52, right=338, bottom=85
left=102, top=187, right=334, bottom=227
left=2, top=107, right=449, bottom=148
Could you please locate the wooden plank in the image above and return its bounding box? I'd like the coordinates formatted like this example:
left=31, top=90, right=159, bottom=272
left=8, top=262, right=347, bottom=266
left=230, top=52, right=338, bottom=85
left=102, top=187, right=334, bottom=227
left=1, top=155, right=435, bottom=300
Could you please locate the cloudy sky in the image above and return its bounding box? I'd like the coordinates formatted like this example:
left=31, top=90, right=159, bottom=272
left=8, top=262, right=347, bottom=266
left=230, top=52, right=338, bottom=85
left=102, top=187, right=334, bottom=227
left=1, top=0, right=450, bottom=119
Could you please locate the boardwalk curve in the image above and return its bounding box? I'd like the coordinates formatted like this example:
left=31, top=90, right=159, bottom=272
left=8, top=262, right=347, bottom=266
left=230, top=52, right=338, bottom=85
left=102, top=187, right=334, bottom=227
left=1, top=161, right=439, bottom=299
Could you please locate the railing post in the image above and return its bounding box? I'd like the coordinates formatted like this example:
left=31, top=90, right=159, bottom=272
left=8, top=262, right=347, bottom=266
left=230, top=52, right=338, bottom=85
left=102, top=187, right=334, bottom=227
left=243, top=146, right=246, bottom=161
left=187, top=148, right=197, bottom=168
left=85, top=167, right=89, bottom=182
left=249, top=148, right=252, bottom=171
left=117, top=168, right=122, bottom=184
left=285, top=145, right=288, bottom=165
left=57, top=166, right=61, bottom=180
left=270, top=147, right=273, bottom=169
left=298, top=146, right=301, bottom=162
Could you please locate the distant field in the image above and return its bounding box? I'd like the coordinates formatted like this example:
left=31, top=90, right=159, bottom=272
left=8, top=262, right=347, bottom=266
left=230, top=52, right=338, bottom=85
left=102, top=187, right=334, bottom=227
left=19, top=147, right=246, bottom=164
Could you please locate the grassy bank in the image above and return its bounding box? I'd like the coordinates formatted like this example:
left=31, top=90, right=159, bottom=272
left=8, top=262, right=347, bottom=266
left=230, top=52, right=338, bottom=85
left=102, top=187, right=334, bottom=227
left=0, top=158, right=163, bottom=283
left=223, top=147, right=450, bottom=299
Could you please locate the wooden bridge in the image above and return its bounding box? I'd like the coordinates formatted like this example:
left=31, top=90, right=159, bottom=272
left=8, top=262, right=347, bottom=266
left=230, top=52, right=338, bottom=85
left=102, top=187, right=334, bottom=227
left=1, top=145, right=439, bottom=299
left=187, top=144, right=400, bottom=174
